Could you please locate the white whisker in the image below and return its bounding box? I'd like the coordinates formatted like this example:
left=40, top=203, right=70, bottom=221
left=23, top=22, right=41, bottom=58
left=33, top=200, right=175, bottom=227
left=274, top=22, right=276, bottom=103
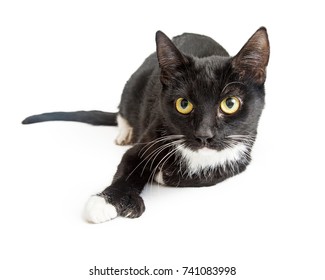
left=138, top=135, right=184, bottom=158
left=126, top=135, right=184, bottom=181
left=142, top=140, right=183, bottom=177
left=149, top=143, right=182, bottom=186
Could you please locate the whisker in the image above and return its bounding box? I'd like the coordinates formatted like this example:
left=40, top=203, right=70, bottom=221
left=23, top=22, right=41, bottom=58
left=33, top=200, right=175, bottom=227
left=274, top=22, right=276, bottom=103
left=138, top=135, right=184, bottom=158
left=225, top=134, right=256, bottom=147
left=141, top=140, right=183, bottom=177
left=148, top=143, right=182, bottom=186
left=221, top=81, right=246, bottom=94
left=149, top=140, right=183, bottom=170
left=126, top=135, right=184, bottom=181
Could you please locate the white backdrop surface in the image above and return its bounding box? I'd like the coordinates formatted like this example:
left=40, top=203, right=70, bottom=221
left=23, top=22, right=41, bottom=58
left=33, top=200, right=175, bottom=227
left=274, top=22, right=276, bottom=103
left=1, top=1, right=324, bottom=279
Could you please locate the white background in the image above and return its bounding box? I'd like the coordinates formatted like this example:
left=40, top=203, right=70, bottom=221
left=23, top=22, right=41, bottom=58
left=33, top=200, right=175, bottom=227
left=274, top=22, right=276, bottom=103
left=1, top=1, right=324, bottom=279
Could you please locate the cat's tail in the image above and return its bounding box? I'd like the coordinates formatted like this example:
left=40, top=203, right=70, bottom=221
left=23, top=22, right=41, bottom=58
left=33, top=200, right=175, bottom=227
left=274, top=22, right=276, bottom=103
left=22, top=111, right=118, bottom=126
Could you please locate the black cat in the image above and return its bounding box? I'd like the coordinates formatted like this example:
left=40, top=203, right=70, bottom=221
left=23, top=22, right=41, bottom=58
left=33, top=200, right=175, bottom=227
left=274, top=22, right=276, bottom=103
left=23, top=27, right=270, bottom=223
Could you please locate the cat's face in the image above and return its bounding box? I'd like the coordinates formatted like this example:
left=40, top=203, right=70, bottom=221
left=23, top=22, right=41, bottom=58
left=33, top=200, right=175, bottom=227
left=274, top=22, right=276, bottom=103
left=156, top=28, right=269, bottom=153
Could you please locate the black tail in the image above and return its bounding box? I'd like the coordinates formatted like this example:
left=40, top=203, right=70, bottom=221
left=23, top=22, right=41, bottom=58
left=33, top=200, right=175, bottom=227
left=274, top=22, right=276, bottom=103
left=22, top=111, right=118, bottom=126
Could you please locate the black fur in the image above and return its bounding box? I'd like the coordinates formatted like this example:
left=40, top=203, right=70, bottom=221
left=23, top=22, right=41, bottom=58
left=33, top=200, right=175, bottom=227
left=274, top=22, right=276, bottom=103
left=22, top=111, right=117, bottom=126
left=23, top=28, right=270, bottom=221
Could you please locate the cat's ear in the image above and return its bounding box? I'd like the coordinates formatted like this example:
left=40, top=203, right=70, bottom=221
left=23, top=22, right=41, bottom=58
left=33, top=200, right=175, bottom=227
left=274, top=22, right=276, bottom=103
left=156, top=31, right=189, bottom=85
left=232, top=27, right=270, bottom=84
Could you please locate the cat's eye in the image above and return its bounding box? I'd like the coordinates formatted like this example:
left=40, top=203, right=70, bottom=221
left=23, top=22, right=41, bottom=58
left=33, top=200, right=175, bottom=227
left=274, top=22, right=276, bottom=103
left=220, top=96, right=241, bottom=114
left=175, top=98, right=194, bottom=114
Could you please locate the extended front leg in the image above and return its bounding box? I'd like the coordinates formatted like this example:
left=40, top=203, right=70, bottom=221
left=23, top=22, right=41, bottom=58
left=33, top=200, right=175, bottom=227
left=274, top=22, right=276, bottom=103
left=84, top=144, right=151, bottom=223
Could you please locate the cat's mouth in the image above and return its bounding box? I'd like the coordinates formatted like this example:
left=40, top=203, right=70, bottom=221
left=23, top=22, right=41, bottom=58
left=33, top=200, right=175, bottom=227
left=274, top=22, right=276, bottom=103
left=181, top=134, right=256, bottom=152
left=183, top=139, right=226, bottom=152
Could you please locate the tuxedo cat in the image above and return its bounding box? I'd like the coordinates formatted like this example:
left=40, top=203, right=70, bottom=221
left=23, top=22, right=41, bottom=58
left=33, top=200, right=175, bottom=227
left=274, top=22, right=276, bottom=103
left=23, top=27, right=270, bottom=223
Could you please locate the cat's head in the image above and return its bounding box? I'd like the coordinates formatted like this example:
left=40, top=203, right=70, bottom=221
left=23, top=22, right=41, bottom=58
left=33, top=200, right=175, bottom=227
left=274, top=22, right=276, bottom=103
left=155, top=27, right=270, bottom=154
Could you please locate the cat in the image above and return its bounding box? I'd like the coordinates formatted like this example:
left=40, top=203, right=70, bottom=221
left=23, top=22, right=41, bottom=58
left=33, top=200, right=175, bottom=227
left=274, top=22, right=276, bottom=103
left=22, top=27, right=270, bottom=223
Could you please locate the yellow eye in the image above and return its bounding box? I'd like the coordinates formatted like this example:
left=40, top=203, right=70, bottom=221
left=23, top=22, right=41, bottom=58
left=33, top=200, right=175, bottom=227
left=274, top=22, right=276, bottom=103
left=175, top=98, right=194, bottom=114
left=220, top=96, right=241, bottom=114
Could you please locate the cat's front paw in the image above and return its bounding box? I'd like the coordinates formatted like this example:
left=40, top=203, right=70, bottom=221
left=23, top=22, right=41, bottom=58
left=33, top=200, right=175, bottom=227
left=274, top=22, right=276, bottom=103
left=84, top=192, right=145, bottom=223
left=84, top=195, right=118, bottom=223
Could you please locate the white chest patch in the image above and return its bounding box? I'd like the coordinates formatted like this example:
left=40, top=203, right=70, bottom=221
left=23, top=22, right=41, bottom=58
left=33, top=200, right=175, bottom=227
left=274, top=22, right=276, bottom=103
left=176, top=143, right=248, bottom=176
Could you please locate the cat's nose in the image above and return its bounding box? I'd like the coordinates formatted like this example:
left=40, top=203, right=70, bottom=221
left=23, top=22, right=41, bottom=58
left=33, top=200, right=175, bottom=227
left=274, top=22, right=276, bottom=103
left=194, top=129, right=214, bottom=145
left=195, top=135, right=213, bottom=145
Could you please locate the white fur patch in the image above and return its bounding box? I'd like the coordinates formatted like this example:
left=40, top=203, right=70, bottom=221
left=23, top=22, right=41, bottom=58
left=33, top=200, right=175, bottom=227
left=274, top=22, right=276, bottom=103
left=177, top=143, right=248, bottom=176
left=115, top=114, right=133, bottom=145
left=84, top=195, right=117, bottom=223
left=154, top=171, right=165, bottom=185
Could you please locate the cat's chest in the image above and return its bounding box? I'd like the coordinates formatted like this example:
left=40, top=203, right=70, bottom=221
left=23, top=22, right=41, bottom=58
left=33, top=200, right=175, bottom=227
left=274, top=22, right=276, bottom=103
left=154, top=143, right=249, bottom=187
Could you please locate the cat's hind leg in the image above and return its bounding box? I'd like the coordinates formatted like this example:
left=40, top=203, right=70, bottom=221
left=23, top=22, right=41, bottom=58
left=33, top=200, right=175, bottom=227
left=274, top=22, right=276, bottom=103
left=115, top=114, right=133, bottom=145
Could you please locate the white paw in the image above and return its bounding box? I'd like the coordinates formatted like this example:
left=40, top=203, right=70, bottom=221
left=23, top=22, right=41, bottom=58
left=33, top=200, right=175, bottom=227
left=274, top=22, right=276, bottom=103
left=84, top=195, right=118, bottom=223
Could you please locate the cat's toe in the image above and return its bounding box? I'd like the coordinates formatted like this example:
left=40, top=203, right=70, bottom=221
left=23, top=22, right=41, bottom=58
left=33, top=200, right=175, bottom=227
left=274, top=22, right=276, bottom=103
left=120, top=194, right=145, bottom=218
left=84, top=195, right=118, bottom=223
